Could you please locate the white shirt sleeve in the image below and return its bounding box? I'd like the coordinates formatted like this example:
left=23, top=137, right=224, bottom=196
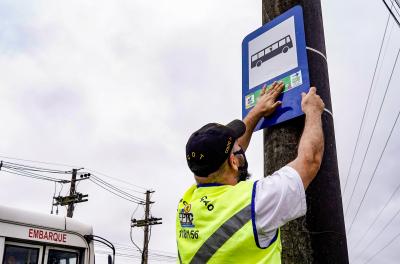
left=253, top=165, right=307, bottom=248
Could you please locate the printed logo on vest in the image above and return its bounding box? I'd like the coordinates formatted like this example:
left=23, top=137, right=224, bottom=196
left=179, top=202, right=195, bottom=228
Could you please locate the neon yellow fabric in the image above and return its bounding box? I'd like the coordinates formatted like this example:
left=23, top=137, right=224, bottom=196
left=176, top=181, right=281, bottom=263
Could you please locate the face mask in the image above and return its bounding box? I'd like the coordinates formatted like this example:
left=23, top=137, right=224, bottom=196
left=233, top=148, right=250, bottom=182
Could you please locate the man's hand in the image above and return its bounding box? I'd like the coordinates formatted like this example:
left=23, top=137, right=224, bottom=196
left=289, top=86, right=325, bottom=189
left=301, top=87, right=324, bottom=116
left=238, top=81, right=284, bottom=151
left=252, top=81, right=284, bottom=118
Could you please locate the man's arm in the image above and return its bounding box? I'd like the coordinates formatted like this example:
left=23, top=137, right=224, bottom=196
left=288, top=87, right=325, bottom=189
left=237, top=82, right=284, bottom=151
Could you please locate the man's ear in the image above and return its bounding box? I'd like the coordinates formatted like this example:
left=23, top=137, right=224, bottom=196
left=228, top=154, right=239, bottom=170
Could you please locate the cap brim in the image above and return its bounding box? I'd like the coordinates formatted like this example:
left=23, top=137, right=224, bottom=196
left=225, top=119, right=246, bottom=139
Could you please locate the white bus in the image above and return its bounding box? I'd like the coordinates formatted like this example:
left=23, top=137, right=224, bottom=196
left=0, top=205, right=113, bottom=264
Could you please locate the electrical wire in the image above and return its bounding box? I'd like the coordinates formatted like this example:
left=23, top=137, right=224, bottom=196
left=90, top=175, right=145, bottom=203
left=351, top=173, right=400, bottom=252
left=130, top=203, right=143, bottom=253
left=347, top=97, right=400, bottom=235
left=91, top=175, right=144, bottom=201
left=389, top=0, right=400, bottom=19
left=344, top=48, right=400, bottom=218
left=94, top=242, right=177, bottom=261
left=1, top=160, right=71, bottom=174
left=1, top=168, right=67, bottom=183
left=87, top=168, right=147, bottom=191
left=95, top=250, right=176, bottom=262
left=342, top=10, right=392, bottom=195
left=2, top=165, right=69, bottom=181
left=95, top=242, right=177, bottom=258
left=363, top=229, right=400, bottom=263
left=89, top=178, right=144, bottom=204
left=354, top=200, right=400, bottom=262
left=0, top=154, right=80, bottom=168
left=383, top=0, right=400, bottom=27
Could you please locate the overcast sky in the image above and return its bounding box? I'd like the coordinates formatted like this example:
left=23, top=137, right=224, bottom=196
left=0, top=0, right=399, bottom=263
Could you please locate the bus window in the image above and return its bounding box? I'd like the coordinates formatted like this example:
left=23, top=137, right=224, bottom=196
left=279, top=39, right=286, bottom=47
left=286, top=36, right=291, bottom=42
left=251, top=54, right=257, bottom=62
left=258, top=50, right=264, bottom=58
left=272, top=43, right=279, bottom=50
left=3, top=244, right=39, bottom=264
left=47, top=249, right=78, bottom=264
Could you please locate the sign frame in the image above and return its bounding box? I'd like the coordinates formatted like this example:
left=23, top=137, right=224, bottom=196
left=242, top=5, right=310, bottom=130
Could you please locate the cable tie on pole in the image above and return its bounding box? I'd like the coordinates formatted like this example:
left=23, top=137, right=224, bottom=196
left=323, top=108, right=333, bottom=117
left=306, top=46, right=327, bottom=61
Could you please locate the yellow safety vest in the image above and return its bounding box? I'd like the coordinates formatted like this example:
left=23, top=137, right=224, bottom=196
left=176, top=181, right=281, bottom=264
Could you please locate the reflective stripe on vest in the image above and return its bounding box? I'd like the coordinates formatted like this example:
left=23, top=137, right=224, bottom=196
left=190, top=204, right=251, bottom=263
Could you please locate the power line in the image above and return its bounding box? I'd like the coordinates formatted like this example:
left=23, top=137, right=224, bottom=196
left=351, top=179, right=400, bottom=254
left=353, top=197, right=400, bottom=262
left=342, top=11, right=392, bottom=195
left=87, top=168, right=147, bottom=191
left=346, top=56, right=400, bottom=234
left=95, top=242, right=177, bottom=258
left=363, top=229, right=400, bottom=263
left=0, top=154, right=147, bottom=193
left=90, top=175, right=145, bottom=203
left=1, top=161, right=71, bottom=174
left=89, top=178, right=144, bottom=204
left=95, top=241, right=177, bottom=260
left=95, top=249, right=176, bottom=262
left=130, top=204, right=143, bottom=253
left=390, top=0, right=400, bottom=17
left=344, top=48, right=400, bottom=218
left=1, top=168, right=68, bottom=183
left=383, top=0, right=400, bottom=27
left=0, top=154, right=80, bottom=168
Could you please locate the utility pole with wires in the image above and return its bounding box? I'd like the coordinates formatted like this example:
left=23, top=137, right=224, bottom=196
left=53, top=168, right=90, bottom=218
left=131, top=190, right=162, bottom=264
left=262, top=0, right=348, bottom=263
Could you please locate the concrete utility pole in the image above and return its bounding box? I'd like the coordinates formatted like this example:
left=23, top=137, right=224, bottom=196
left=262, top=0, right=348, bottom=263
left=67, top=169, right=77, bottom=218
left=54, top=169, right=89, bottom=218
left=142, top=190, right=151, bottom=264
left=131, top=190, right=162, bottom=264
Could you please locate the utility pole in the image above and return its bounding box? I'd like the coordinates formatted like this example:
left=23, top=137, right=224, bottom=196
left=262, top=1, right=348, bottom=263
left=131, top=190, right=162, bottom=264
left=53, top=169, right=89, bottom=218
left=142, top=190, right=151, bottom=264
left=67, top=169, right=77, bottom=218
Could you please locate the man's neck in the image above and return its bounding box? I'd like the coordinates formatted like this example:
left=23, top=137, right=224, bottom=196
left=195, top=171, right=238, bottom=186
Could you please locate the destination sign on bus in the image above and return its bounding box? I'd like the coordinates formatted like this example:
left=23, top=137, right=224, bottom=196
left=28, top=228, right=67, bottom=243
left=242, top=6, right=310, bottom=130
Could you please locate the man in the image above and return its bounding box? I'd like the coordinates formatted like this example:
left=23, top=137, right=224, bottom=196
left=176, top=82, right=325, bottom=263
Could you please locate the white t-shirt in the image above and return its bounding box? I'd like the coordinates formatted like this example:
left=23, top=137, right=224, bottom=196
left=254, top=165, right=307, bottom=248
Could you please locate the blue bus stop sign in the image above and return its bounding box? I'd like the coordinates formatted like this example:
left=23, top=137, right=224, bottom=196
left=242, top=6, right=309, bottom=131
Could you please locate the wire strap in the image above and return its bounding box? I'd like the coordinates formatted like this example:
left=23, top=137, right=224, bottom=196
left=306, top=46, right=327, bottom=61
left=323, top=108, right=333, bottom=117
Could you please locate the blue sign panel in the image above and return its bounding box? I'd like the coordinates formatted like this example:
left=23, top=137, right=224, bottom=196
left=242, top=5, right=309, bottom=130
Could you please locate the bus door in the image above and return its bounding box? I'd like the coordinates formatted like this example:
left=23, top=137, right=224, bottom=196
left=43, top=246, right=80, bottom=264
left=2, top=241, right=44, bottom=264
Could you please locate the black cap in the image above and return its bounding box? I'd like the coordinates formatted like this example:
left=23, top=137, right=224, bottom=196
left=186, top=119, right=246, bottom=177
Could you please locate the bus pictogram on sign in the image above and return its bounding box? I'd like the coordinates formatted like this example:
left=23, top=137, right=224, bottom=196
left=251, top=35, right=293, bottom=68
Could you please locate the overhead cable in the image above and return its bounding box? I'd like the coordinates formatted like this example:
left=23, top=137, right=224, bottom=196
left=382, top=0, right=400, bottom=27
left=346, top=51, right=400, bottom=234
left=344, top=48, right=400, bottom=218
left=342, top=11, right=392, bottom=194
